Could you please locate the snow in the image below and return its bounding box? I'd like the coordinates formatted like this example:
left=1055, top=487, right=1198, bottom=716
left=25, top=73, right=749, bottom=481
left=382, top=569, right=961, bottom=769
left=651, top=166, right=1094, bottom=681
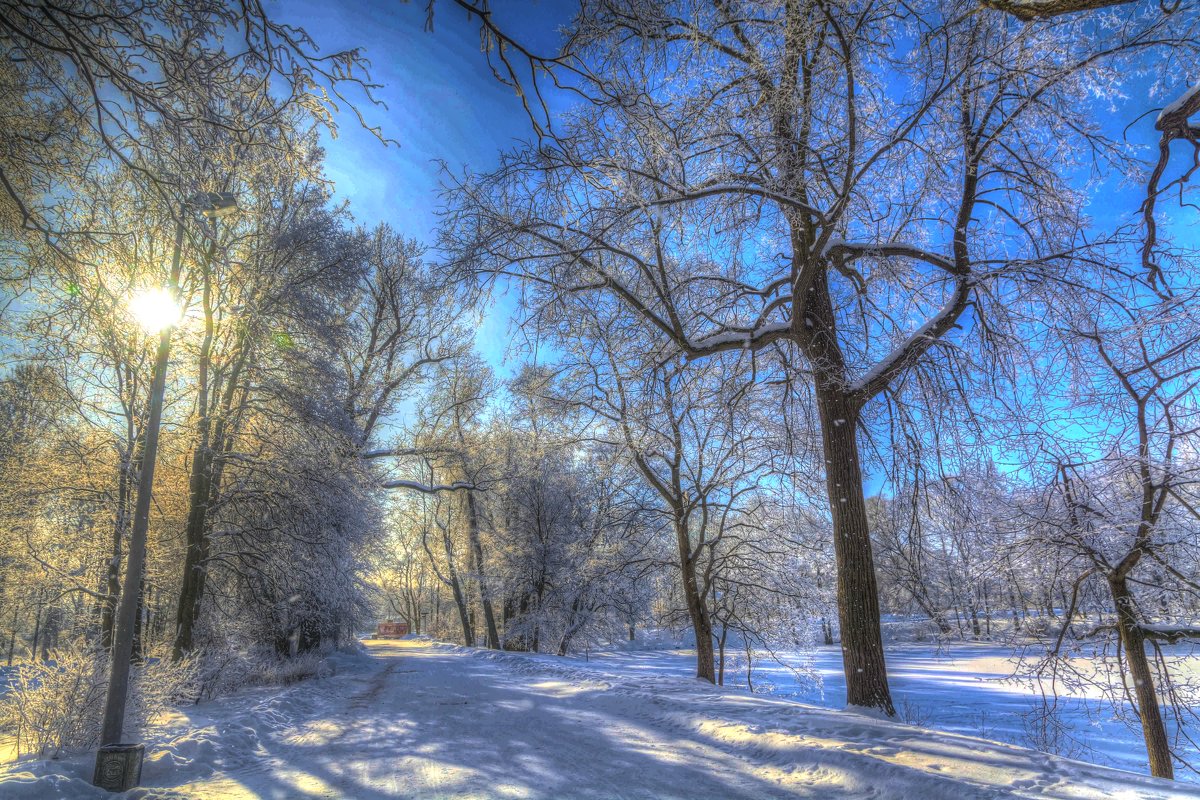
left=1, top=639, right=1197, bottom=799
left=1157, top=81, right=1200, bottom=127
left=688, top=322, right=790, bottom=352
left=377, top=478, right=475, bottom=493
left=554, top=640, right=1200, bottom=780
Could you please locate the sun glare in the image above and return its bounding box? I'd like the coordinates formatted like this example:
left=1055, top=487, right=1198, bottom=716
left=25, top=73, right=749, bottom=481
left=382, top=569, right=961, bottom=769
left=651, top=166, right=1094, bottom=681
left=128, top=287, right=182, bottom=334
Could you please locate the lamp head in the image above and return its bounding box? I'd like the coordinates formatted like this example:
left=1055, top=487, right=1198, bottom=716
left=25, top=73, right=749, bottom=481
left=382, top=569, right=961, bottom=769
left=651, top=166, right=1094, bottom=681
left=188, top=192, right=238, bottom=218
left=128, top=287, right=182, bottom=334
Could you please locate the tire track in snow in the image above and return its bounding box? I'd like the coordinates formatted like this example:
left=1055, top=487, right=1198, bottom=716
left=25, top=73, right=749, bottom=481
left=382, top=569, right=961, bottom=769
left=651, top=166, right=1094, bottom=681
left=348, top=658, right=402, bottom=714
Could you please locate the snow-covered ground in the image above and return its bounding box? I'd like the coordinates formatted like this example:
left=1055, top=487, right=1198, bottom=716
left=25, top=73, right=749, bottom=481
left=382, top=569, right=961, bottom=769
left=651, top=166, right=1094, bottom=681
left=1, top=638, right=1197, bottom=799
left=552, top=639, right=1200, bottom=780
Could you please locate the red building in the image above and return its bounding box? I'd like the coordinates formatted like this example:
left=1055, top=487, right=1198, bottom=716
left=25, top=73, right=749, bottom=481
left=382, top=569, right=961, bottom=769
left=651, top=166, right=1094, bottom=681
left=376, top=620, right=409, bottom=638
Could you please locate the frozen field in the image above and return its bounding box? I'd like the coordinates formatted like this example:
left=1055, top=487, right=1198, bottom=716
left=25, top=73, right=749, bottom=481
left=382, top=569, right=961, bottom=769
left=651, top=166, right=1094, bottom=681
left=1, top=638, right=1197, bottom=799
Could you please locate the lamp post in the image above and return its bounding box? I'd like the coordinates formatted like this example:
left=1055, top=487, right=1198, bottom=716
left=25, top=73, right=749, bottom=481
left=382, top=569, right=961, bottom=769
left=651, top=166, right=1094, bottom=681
left=94, top=191, right=237, bottom=792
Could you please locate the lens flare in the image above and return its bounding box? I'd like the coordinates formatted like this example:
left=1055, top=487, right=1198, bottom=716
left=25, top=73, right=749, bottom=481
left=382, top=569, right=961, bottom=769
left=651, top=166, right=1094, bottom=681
left=128, top=287, right=181, bottom=334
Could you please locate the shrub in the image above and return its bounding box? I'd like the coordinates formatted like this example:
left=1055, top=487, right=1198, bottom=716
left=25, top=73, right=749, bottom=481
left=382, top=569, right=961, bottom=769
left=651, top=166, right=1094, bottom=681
left=1019, top=699, right=1093, bottom=761
left=0, top=648, right=106, bottom=758
left=0, top=646, right=197, bottom=759
left=191, top=646, right=330, bottom=702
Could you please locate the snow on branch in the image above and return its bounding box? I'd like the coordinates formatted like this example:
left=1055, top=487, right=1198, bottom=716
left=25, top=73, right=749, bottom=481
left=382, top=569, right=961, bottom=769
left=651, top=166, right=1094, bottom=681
left=849, top=276, right=971, bottom=402
left=1137, top=624, right=1200, bottom=643
left=980, top=0, right=1137, bottom=21
left=826, top=241, right=961, bottom=275
left=643, top=183, right=824, bottom=220
left=362, top=447, right=459, bottom=460
left=380, top=479, right=476, bottom=493
left=686, top=322, right=792, bottom=355
left=1156, top=80, right=1200, bottom=132
left=1142, top=79, right=1200, bottom=294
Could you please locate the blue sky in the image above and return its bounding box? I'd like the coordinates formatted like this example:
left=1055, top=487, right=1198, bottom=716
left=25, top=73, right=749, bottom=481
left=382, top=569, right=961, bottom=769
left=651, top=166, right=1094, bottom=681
left=266, top=4, right=1197, bottom=462
left=269, top=0, right=575, bottom=373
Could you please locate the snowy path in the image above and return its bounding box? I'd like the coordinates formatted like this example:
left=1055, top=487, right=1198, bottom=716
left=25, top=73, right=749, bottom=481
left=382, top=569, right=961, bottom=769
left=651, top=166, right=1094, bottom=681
left=2, top=639, right=1198, bottom=799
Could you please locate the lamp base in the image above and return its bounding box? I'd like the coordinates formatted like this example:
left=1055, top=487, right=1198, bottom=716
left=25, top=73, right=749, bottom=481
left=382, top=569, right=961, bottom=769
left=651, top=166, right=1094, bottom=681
left=93, top=742, right=144, bottom=792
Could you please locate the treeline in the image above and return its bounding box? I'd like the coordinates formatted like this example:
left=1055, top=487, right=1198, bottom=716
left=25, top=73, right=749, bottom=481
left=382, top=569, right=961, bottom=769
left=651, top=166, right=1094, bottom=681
left=0, top=0, right=466, bottom=752
left=369, top=355, right=832, bottom=684
left=0, top=142, right=459, bottom=665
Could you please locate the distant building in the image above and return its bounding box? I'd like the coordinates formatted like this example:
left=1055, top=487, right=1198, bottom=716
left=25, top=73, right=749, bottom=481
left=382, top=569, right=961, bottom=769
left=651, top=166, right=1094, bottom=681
left=376, top=620, right=409, bottom=638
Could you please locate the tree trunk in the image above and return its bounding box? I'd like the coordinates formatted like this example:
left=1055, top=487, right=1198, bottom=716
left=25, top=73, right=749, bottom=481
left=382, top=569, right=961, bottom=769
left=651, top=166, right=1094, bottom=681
left=675, top=518, right=715, bottom=683
left=531, top=571, right=546, bottom=653
left=6, top=605, right=17, bottom=666
left=557, top=596, right=585, bottom=656
left=717, top=622, right=728, bottom=686
left=464, top=491, right=500, bottom=649
left=132, top=576, right=146, bottom=663
left=40, top=605, right=60, bottom=661
left=744, top=640, right=754, bottom=692
left=150, top=584, right=164, bottom=642
left=504, top=593, right=533, bottom=651
left=173, top=301, right=250, bottom=660
left=29, top=602, right=41, bottom=662
left=800, top=268, right=894, bottom=715
left=1110, top=576, right=1173, bottom=779
left=909, top=589, right=954, bottom=635
left=100, top=445, right=137, bottom=651
left=814, top=384, right=894, bottom=714
left=442, top=529, right=473, bottom=647
left=99, top=545, right=120, bottom=651
left=1009, top=587, right=1023, bottom=632
left=450, top=574, right=472, bottom=647
left=172, top=470, right=213, bottom=660
left=172, top=402, right=232, bottom=658
left=172, top=243, right=219, bottom=660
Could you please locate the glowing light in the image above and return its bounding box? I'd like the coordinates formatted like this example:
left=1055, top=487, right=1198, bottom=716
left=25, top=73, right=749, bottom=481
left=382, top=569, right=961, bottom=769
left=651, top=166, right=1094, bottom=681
left=128, top=287, right=181, bottom=334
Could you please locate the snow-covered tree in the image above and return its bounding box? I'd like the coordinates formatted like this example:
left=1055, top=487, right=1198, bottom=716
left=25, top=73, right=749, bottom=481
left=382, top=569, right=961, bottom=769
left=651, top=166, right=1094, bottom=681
left=444, top=0, right=1197, bottom=713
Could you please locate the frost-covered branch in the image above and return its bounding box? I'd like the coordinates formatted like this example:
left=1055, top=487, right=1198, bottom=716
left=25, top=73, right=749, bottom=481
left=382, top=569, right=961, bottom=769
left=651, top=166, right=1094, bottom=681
left=826, top=242, right=962, bottom=276
left=380, top=479, right=477, bottom=494
left=362, top=447, right=459, bottom=461
left=849, top=277, right=971, bottom=403
left=1143, top=79, right=1200, bottom=293
left=980, top=0, right=1138, bottom=20
left=1137, top=624, right=1200, bottom=643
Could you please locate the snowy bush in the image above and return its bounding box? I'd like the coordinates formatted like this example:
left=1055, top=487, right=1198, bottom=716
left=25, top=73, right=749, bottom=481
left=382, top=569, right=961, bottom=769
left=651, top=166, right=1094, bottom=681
left=0, top=648, right=105, bottom=758
left=130, top=655, right=199, bottom=728
left=256, top=651, right=328, bottom=686
left=898, top=698, right=933, bottom=727
left=191, top=647, right=330, bottom=702
left=191, top=647, right=255, bottom=702
left=0, top=646, right=197, bottom=758
left=1021, top=615, right=1054, bottom=637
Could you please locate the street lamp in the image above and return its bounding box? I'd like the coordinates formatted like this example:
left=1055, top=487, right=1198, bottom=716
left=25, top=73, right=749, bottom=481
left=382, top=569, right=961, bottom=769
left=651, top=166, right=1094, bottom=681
left=190, top=191, right=238, bottom=219
left=93, top=191, right=237, bottom=792
left=128, top=287, right=182, bottom=334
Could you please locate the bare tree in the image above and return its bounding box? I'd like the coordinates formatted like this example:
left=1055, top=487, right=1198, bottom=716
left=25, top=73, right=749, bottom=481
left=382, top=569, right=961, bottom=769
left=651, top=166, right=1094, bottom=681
left=343, top=228, right=469, bottom=448
left=443, top=0, right=1189, bottom=712
left=547, top=302, right=795, bottom=681
left=1019, top=286, right=1200, bottom=779
left=0, top=0, right=382, bottom=244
